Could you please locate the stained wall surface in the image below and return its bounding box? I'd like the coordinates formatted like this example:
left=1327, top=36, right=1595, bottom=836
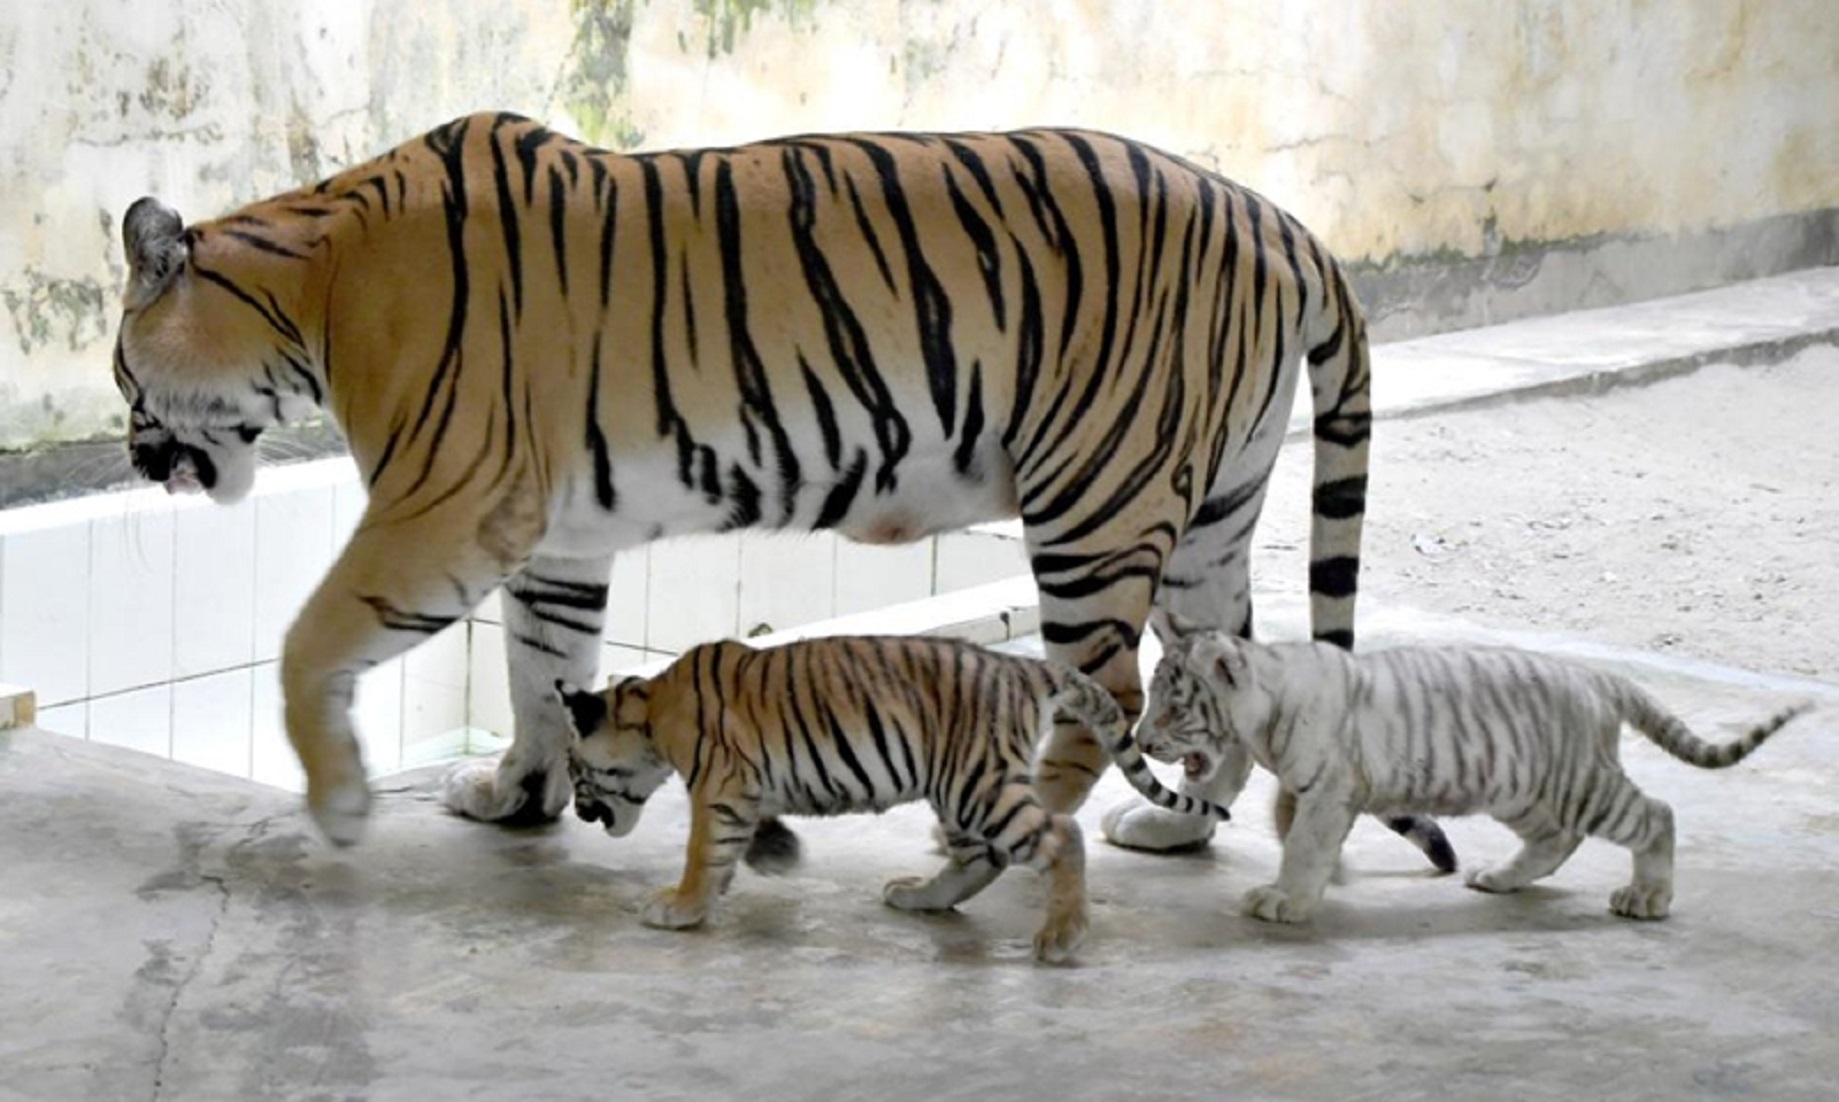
left=3, top=0, right=1836, bottom=450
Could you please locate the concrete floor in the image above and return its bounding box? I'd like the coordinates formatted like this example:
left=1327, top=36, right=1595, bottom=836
left=4, top=603, right=1835, bottom=1102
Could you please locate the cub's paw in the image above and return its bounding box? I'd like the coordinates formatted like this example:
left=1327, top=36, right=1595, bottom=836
left=640, top=889, right=709, bottom=930
left=1100, top=799, right=1217, bottom=853
left=1241, top=884, right=1313, bottom=924
left=1032, top=907, right=1089, bottom=965
left=882, top=875, right=950, bottom=913
left=1610, top=883, right=1672, bottom=920
left=307, top=774, right=371, bottom=847
left=1464, top=865, right=1525, bottom=895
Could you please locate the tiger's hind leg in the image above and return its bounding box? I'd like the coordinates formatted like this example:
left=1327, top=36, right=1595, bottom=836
left=1101, top=447, right=1274, bottom=852
left=882, top=829, right=1004, bottom=912
left=1465, top=806, right=1585, bottom=894
left=1590, top=776, right=1676, bottom=920
left=442, top=552, right=613, bottom=825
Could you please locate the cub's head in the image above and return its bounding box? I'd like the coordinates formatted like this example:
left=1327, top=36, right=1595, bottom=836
left=1138, top=616, right=1269, bottom=786
left=111, top=196, right=320, bottom=503
left=557, top=676, right=673, bottom=836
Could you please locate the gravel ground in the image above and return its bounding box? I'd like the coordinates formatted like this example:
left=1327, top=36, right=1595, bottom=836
left=1254, top=346, right=1839, bottom=681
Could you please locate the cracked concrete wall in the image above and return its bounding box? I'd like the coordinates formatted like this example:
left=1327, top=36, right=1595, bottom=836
left=2, top=0, right=1835, bottom=453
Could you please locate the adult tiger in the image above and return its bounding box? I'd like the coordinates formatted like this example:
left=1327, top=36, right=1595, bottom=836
left=108, top=111, right=1451, bottom=867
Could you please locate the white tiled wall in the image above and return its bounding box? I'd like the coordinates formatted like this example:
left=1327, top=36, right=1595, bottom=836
left=4, top=459, right=1036, bottom=791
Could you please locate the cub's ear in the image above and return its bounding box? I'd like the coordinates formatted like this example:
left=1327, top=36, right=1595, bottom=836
left=554, top=679, right=608, bottom=736
left=122, top=197, right=188, bottom=307
left=1187, top=633, right=1248, bottom=688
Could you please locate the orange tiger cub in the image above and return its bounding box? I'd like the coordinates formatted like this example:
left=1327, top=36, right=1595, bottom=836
left=559, top=634, right=1226, bottom=963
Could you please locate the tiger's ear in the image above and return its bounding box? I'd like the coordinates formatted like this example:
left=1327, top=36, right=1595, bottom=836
left=122, top=197, right=188, bottom=308
left=1188, top=633, right=1247, bottom=688
left=554, top=679, right=608, bottom=736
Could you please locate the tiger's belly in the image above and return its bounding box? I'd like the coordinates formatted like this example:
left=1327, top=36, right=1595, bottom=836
left=541, top=432, right=1018, bottom=557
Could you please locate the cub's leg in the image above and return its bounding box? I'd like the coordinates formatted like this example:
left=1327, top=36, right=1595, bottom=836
left=1032, top=814, right=1089, bottom=964
left=644, top=791, right=760, bottom=930
left=1244, top=777, right=1361, bottom=924
left=1465, top=806, right=1584, bottom=894
left=882, top=828, right=1003, bottom=911
left=285, top=523, right=512, bottom=845
left=1589, top=775, right=1676, bottom=920
left=442, top=553, right=613, bottom=825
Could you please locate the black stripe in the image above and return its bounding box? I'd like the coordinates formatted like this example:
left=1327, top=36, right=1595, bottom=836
left=814, top=449, right=867, bottom=529
left=1312, top=475, right=1367, bottom=521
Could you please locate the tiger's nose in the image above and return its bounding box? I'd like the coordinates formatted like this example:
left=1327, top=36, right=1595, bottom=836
left=131, top=439, right=176, bottom=481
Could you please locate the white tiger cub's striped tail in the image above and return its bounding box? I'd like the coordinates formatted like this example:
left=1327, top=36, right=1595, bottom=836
left=1046, top=667, right=1230, bottom=821
left=1304, top=264, right=1372, bottom=651
left=1610, top=678, right=1812, bottom=769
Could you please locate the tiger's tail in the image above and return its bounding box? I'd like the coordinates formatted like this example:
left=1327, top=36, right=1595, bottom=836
left=1304, top=260, right=1372, bottom=653
left=1612, top=678, right=1810, bottom=769
left=1046, top=667, right=1230, bottom=821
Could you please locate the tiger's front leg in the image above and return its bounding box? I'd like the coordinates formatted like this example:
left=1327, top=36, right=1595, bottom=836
left=285, top=524, right=512, bottom=845
left=643, top=792, right=758, bottom=929
left=441, top=553, right=613, bottom=826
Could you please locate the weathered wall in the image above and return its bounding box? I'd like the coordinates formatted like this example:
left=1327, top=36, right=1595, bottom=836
left=3, top=0, right=1836, bottom=453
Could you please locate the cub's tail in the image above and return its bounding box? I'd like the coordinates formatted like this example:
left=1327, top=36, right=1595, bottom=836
left=1046, top=666, right=1230, bottom=821
left=1613, top=679, right=1810, bottom=769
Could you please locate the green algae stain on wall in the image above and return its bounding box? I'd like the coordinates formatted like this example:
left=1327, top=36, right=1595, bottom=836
left=2, top=272, right=109, bottom=356
left=561, top=0, right=645, bottom=149
left=691, top=0, right=818, bottom=58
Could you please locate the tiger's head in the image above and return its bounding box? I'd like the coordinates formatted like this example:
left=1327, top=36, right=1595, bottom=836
left=111, top=196, right=323, bottom=504
left=557, top=676, right=673, bottom=836
left=1138, top=616, right=1271, bottom=786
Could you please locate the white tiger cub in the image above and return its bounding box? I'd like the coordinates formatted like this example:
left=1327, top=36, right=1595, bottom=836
left=1139, top=622, right=1811, bottom=924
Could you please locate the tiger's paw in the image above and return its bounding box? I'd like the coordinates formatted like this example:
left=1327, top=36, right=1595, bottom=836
left=1099, top=799, right=1217, bottom=853
left=1610, top=883, right=1672, bottom=920
left=307, top=774, right=371, bottom=847
left=1242, top=884, right=1313, bottom=924
left=1032, top=907, right=1089, bottom=964
left=1464, top=865, right=1526, bottom=894
left=640, top=889, right=709, bottom=930
left=439, top=757, right=570, bottom=826
left=742, top=817, right=802, bottom=875
left=882, top=875, right=952, bottom=913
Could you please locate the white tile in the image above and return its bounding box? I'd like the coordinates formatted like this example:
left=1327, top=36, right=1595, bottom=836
left=250, top=663, right=305, bottom=792
left=0, top=522, right=93, bottom=705
left=467, top=622, right=515, bottom=736
left=834, top=539, right=935, bottom=616
left=739, top=532, right=837, bottom=637
left=646, top=536, right=741, bottom=652
left=88, top=509, right=177, bottom=697
left=172, top=669, right=254, bottom=778
left=603, top=643, right=650, bottom=677
left=254, top=486, right=335, bottom=662
left=473, top=589, right=505, bottom=627
left=89, top=684, right=173, bottom=760
left=173, top=498, right=258, bottom=678
left=603, top=547, right=649, bottom=647
left=35, top=700, right=87, bottom=739
left=353, top=657, right=404, bottom=775
left=332, top=478, right=368, bottom=551
left=934, top=530, right=1030, bottom=593
left=403, top=621, right=470, bottom=748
